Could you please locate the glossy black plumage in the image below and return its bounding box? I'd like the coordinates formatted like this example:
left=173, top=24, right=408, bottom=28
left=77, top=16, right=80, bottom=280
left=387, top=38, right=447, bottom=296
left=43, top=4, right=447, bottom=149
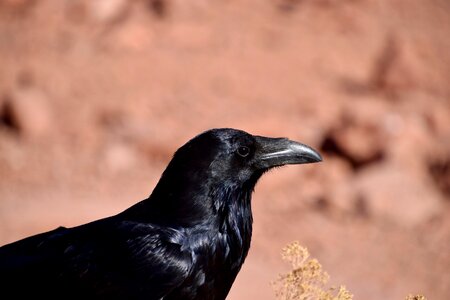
left=0, top=128, right=322, bottom=299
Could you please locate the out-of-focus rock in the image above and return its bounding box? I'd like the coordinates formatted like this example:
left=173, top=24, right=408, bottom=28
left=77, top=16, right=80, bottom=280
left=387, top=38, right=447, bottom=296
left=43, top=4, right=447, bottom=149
left=428, top=154, right=450, bottom=199
left=0, top=0, right=36, bottom=15
left=331, top=124, right=384, bottom=166
left=369, top=35, right=442, bottom=96
left=320, top=157, right=355, bottom=212
left=1, top=0, right=30, bottom=7
left=114, top=20, right=154, bottom=51
left=387, top=111, right=436, bottom=171
left=89, top=0, right=128, bottom=23
left=148, top=0, right=168, bottom=18
left=1, top=88, right=53, bottom=138
left=355, top=164, right=443, bottom=227
left=321, top=100, right=387, bottom=170
left=424, top=99, right=450, bottom=140
left=168, top=24, right=213, bottom=50
left=103, top=142, right=138, bottom=173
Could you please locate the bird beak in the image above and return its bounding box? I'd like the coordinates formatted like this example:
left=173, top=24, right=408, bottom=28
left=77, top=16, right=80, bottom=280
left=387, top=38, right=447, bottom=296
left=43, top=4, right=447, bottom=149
left=254, top=136, right=322, bottom=169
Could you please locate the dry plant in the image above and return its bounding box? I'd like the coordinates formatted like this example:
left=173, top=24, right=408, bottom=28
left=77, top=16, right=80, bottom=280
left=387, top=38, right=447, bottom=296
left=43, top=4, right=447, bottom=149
left=272, top=241, right=353, bottom=300
left=273, top=241, right=428, bottom=300
left=405, top=295, right=427, bottom=300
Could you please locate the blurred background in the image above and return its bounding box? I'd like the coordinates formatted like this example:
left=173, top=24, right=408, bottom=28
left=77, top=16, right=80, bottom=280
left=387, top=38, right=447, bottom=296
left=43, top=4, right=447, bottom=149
left=0, top=0, right=449, bottom=299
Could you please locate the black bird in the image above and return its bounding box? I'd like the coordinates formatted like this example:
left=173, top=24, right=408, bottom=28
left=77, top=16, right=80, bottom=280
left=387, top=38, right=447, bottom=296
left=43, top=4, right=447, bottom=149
left=0, top=128, right=321, bottom=299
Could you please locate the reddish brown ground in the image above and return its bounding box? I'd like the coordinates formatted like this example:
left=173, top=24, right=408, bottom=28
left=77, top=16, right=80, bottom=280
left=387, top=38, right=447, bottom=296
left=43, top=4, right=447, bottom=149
left=0, top=1, right=449, bottom=299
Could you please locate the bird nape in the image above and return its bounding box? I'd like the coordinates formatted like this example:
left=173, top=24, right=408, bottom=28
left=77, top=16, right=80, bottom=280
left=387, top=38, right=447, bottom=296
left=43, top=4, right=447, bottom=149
left=0, top=128, right=322, bottom=300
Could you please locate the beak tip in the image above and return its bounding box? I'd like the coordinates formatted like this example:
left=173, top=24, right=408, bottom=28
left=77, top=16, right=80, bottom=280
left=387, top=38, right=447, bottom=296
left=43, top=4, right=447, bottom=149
left=306, top=152, right=323, bottom=164
left=315, top=154, right=323, bottom=162
left=314, top=152, right=323, bottom=163
left=289, top=142, right=323, bottom=164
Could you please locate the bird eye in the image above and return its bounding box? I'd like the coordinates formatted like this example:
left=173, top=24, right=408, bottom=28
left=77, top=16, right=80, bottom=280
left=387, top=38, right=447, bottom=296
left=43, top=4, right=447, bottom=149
left=237, top=146, right=250, bottom=157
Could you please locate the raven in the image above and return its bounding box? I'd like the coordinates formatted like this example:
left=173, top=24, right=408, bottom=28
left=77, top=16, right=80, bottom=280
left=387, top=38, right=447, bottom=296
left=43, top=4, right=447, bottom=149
left=0, top=128, right=321, bottom=299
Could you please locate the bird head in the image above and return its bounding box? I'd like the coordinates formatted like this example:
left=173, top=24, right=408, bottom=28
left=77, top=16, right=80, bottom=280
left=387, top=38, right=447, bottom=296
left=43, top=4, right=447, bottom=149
left=168, top=128, right=322, bottom=186
left=146, top=128, right=322, bottom=226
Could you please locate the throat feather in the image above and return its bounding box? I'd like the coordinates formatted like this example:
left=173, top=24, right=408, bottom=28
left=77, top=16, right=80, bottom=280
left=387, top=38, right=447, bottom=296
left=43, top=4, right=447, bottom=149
left=210, top=186, right=253, bottom=252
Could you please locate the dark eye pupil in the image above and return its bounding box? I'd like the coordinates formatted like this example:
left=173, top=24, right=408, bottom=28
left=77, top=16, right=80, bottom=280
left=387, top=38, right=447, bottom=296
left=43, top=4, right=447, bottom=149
left=237, top=146, right=250, bottom=157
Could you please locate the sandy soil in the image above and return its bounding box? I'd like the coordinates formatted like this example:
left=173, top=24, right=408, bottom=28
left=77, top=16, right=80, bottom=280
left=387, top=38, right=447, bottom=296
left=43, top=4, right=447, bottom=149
left=0, top=1, right=449, bottom=299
